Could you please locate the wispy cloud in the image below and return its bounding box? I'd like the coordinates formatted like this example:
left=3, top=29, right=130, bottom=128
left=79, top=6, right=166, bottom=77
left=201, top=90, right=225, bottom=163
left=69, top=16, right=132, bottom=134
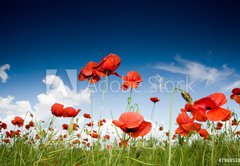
left=0, top=64, right=10, bottom=83
left=154, top=56, right=235, bottom=85
left=222, top=81, right=240, bottom=92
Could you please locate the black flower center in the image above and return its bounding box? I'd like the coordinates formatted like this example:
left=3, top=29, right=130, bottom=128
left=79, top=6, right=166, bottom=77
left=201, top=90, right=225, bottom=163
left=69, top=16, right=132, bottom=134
left=206, top=106, right=211, bottom=110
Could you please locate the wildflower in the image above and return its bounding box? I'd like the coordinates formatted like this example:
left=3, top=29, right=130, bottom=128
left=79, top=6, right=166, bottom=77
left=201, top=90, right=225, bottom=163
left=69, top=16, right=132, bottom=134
left=96, top=53, right=121, bottom=77
left=11, top=116, right=24, bottom=127
left=51, top=103, right=64, bottom=117
left=159, top=126, right=163, bottom=131
left=86, top=121, right=94, bottom=127
left=83, top=113, right=91, bottom=119
left=103, top=134, right=110, bottom=140
left=230, top=88, right=240, bottom=104
left=199, top=129, right=209, bottom=140
left=0, top=121, right=7, bottom=130
left=62, top=124, right=69, bottom=130
left=175, top=112, right=201, bottom=136
left=3, top=139, right=10, bottom=143
left=232, top=119, right=239, bottom=126
left=121, top=71, right=143, bottom=90
left=185, top=93, right=231, bottom=122
left=112, top=112, right=152, bottom=138
left=119, top=139, right=128, bottom=148
left=90, top=133, right=100, bottom=139
left=215, top=122, right=223, bottom=130
left=78, top=61, right=101, bottom=84
left=150, top=97, right=160, bottom=103
left=51, top=103, right=80, bottom=118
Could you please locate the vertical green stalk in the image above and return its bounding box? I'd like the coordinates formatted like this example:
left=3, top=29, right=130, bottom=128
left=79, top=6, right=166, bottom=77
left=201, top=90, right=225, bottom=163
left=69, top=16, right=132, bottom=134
left=126, top=88, right=133, bottom=112
left=211, top=122, right=215, bottom=166
left=89, top=85, right=95, bottom=166
left=168, top=88, right=176, bottom=166
left=151, top=103, right=156, bottom=122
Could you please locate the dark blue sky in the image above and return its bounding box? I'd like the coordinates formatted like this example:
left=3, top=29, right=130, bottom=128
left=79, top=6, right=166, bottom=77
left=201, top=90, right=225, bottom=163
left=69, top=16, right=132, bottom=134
left=0, top=0, right=240, bottom=101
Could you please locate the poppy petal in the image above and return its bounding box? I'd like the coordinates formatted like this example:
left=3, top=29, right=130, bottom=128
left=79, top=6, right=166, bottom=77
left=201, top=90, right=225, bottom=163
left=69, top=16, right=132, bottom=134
left=129, top=121, right=152, bottom=138
left=206, top=107, right=231, bottom=121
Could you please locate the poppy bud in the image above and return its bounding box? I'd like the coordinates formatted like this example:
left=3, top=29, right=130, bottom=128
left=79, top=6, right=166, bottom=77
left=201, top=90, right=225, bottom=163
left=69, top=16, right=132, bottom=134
left=180, top=90, right=193, bottom=105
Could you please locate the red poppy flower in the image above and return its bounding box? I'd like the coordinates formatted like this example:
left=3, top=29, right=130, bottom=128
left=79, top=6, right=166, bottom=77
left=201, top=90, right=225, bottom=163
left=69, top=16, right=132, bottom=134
left=83, top=113, right=91, bottom=119
left=119, top=139, right=128, bottom=148
left=3, top=139, right=10, bottom=143
left=63, top=107, right=81, bottom=117
left=96, top=53, right=121, bottom=77
left=51, top=103, right=80, bottom=118
left=102, top=119, right=106, bottom=123
left=159, top=126, right=163, bottom=131
left=90, top=133, right=99, bottom=139
left=185, top=93, right=231, bottom=122
left=29, top=121, right=34, bottom=127
left=104, top=134, right=110, bottom=140
left=199, top=129, right=209, bottom=140
left=121, top=71, right=143, bottom=90
left=51, top=103, right=64, bottom=117
left=112, top=112, right=152, bottom=138
left=25, top=124, right=30, bottom=130
left=215, top=122, right=223, bottom=130
left=11, top=116, right=24, bottom=127
left=78, top=61, right=101, bottom=84
left=150, top=97, right=160, bottom=103
left=230, top=88, right=240, bottom=104
left=0, top=122, right=7, bottom=130
left=232, top=119, right=239, bottom=126
left=86, top=121, right=94, bottom=127
left=175, top=112, right=201, bottom=136
left=62, top=124, right=68, bottom=130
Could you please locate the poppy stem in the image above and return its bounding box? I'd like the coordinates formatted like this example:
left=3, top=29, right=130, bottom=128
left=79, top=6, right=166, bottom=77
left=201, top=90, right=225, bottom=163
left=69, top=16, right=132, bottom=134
left=168, top=87, right=177, bottom=166
left=151, top=103, right=156, bottom=122
left=126, top=88, right=133, bottom=112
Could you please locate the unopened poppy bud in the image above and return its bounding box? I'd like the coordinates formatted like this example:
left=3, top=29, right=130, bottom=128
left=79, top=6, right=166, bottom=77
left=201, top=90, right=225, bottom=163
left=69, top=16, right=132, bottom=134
left=180, top=90, right=193, bottom=105
left=30, top=113, right=33, bottom=118
left=128, top=97, right=132, bottom=103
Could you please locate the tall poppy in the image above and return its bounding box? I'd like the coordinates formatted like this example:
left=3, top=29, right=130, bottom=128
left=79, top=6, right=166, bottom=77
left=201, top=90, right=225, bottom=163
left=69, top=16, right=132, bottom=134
left=78, top=61, right=100, bottom=84
left=230, top=88, right=240, bottom=104
left=121, top=71, right=143, bottom=90
left=185, top=93, right=231, bottom=122
left=112, top=112, right=152, bottom=138
left=83, top=113, right=91, bottom=119
left=175, top=112, right=201, bottom=136
left=150, top=97, right=160, bottom=103
left=11, top=116, right=24, bottom=127
left=51, top=103, right=81, bottom=118
left=63, top=107, right=81, bottom=117
left=96, top=53, right=121, bottom=77
left=51, top=103, right=64, bottom=117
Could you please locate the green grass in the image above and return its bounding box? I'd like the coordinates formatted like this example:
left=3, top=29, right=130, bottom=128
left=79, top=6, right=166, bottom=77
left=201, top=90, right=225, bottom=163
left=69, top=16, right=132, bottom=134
left=0, top=136, right=239, bottom=166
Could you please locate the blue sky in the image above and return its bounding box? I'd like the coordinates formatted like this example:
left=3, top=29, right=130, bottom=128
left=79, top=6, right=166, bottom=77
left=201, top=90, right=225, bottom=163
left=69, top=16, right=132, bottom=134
left=0, top=0, right=240, bottom=129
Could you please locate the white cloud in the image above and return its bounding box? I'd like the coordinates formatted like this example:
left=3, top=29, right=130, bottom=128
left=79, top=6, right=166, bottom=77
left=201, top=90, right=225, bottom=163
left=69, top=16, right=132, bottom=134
left=155, top=56, right=234, bottom=85
left=0, top=64, right=10, bottom=83
left=0, top=96, right=32, bottom=115
left=222, top=81, right=240, bottom=92
left=0, top=75, right=91, bottom=129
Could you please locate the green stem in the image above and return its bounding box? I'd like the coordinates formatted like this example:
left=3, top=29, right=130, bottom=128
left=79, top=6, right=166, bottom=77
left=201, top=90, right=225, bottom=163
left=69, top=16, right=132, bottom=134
left=168, top=88, right=176, bottom=166
left=126, top=88, right=133, bottom=112
left=151, top=103, right=156, bottom=122
left=211, top=122, right=215, bottom=166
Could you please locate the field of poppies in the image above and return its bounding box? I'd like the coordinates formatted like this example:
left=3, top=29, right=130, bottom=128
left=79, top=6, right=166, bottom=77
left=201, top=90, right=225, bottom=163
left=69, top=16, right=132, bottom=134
left=0, top=54, right=240, bottom=166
